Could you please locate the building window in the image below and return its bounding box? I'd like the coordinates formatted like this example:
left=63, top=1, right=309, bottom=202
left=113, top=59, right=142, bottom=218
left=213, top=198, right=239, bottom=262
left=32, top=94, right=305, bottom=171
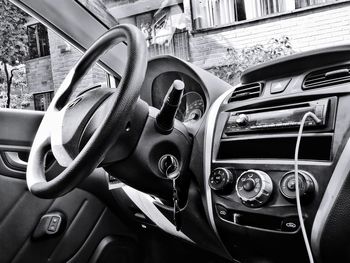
left=27, top=23, right=50, bottom=59
left=191, top=0, right=342, bottom=29
left=33, top=90, right=53, bottom=111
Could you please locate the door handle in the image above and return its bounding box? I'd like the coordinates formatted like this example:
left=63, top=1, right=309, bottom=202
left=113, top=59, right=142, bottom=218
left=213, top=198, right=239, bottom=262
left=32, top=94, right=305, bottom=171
left=2, top=151, right=28, bottom=171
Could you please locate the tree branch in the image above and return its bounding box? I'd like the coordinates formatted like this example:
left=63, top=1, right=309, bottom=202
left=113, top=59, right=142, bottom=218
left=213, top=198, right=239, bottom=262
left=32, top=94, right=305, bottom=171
left=9, top=68, right=18, bottom=85
left=2, top=61, right=12, bottom=108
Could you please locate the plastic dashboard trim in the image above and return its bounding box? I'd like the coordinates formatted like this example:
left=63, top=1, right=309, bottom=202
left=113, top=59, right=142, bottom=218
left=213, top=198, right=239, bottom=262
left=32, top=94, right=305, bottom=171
left=311, top=137, right=350, bottom=260
left=203, top=88, right=235, bottom=245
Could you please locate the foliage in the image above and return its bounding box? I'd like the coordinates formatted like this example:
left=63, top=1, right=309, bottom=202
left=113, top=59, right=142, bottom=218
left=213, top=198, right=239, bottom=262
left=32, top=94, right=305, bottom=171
left=0, top=0, right=28, bottom=65
left=0, top=92, right=33, bottom=109
left=0, top=65, right=32, bottom=109
left=0, top=0, right=29, bottom=108
left=208, top=36, right=294, bottom=85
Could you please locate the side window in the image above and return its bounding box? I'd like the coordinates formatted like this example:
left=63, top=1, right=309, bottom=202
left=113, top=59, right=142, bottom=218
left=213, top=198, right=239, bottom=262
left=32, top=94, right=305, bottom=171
left=0, top=1, right=107, bottom=111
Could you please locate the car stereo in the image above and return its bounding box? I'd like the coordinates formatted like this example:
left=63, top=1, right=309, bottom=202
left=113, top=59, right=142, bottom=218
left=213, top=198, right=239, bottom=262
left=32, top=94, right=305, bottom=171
left=223, top=98, right=329, bottom=135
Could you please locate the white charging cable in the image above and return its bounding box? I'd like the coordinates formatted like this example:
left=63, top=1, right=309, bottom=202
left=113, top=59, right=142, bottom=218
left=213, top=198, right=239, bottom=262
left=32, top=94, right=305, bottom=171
left=295, top=112, right=321, bottom=263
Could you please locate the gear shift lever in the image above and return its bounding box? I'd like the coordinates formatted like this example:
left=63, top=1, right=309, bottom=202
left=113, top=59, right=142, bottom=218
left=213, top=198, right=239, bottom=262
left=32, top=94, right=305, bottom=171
left=155, top=80, right=184, bottom=134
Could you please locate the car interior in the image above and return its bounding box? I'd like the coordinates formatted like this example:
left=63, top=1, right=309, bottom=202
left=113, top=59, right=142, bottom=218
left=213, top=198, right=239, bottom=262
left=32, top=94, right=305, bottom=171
left=2, top=0, right=350, bottom=262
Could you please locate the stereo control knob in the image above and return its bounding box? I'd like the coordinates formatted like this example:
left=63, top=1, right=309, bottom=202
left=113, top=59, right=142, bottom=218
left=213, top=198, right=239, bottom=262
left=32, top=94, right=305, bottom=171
left=279, top=170, right=314, bottom=201
left=209, top=168, right=234, bottom=192
left=236, top=170, right=273, bottom=208
left=235, top=114, right=249, bottom=126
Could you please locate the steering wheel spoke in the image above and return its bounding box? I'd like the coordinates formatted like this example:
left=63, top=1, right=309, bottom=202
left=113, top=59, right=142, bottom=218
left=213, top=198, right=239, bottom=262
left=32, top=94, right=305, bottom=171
left=50, top=105, right=74, bottom=167
left=26, top=117, right=51, bottom=190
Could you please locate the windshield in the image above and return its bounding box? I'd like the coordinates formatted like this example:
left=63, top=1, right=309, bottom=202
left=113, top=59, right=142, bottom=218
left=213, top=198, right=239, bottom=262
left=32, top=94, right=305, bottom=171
left=78, top=0, right=350, bottom=84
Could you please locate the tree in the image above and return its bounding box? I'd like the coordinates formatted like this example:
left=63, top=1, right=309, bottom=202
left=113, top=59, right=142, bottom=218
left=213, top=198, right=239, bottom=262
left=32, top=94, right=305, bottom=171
left=209, top=36, right=294, bottom=86
left=0, top=0, right=28, bottom=108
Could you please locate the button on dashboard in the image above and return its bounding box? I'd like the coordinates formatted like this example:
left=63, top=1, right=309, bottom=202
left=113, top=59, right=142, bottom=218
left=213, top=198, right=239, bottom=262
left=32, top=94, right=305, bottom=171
left=270, top=78, right=291, bottom=94
left=216, top=205, right=230, bottom=220
left=281, top=217, right=300, bottom=232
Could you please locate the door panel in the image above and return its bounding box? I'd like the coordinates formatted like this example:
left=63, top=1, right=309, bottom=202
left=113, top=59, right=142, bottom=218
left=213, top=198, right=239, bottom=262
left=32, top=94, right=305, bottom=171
left=0, top=109, right=138, bottom=263
left=0, top=109, right=43, bottom=147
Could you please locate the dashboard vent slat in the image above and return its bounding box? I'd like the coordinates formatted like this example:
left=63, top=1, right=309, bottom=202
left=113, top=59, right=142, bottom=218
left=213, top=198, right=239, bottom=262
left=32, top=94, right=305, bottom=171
left=303, top=65, right=350, bottom=90
left=228, top=82, right=263, bottom=103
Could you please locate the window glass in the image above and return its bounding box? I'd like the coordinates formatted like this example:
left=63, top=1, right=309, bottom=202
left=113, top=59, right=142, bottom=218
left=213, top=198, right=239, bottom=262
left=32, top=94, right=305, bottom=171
left=27, top=23, right=50, bottom=59
left=0, top=1, right=107, bottom=111
left=33, top=91, right=54, bottom=111
left=191, top=0, right=341, bottom=29
left=192, top=0, right=246, bottom=29
left=78, top=0, right=190, bottom=61
left=76, top=0, right=350, bottom=86
left=2, top=0, right=350, bottom=107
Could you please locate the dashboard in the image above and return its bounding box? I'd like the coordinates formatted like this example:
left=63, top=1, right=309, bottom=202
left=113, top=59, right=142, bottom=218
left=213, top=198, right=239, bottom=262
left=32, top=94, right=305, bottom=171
left=111, top=46, right=350, bottom=263
left=205, top=45, right=350, bottom=263
left=139, top=55, right=229, bottom=135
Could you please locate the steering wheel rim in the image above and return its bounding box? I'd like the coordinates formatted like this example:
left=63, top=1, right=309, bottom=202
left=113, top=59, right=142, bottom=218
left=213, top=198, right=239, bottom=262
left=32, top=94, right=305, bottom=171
left=26, top=24, right=147, bottom=198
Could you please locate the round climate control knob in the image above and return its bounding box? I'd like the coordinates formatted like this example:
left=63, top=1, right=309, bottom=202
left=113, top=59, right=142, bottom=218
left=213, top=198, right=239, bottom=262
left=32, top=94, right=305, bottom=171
left=236, top=170, right=273, bottom=208
left=209, top=168, right=234, bottom=192
left=279, top=170, right=314, bottom=200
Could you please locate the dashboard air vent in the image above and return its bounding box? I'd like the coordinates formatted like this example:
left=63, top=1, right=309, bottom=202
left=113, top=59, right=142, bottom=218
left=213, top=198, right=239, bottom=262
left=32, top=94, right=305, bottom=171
left=228, top=82, right=263, bottom=102
left=303, top=65, right=350, bottom=90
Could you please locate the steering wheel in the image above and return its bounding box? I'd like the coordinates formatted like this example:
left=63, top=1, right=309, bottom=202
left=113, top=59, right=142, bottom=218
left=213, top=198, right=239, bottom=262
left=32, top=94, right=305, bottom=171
left=26, top=24, right=147, bottom=199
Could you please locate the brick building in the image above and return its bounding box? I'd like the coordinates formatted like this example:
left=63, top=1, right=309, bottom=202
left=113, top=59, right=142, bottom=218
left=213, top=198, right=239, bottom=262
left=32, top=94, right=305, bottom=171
left=24, top=0, right=350, bottom=110
left=25, top=21, right=106, bottom=110
left=187, top=0, right=350, bottom=68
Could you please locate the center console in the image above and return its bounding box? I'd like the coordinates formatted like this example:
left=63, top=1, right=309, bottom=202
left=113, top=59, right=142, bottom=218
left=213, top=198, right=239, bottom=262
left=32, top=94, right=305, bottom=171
left=210, top=94, right=336, bottom=226
left=203, top=63, right=350, bottom=262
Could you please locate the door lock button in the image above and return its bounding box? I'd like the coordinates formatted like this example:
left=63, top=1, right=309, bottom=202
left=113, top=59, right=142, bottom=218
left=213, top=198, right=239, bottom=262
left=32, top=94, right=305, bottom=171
left=47, top=216, right=61, bottom=233
left=32, top=212, right=65, bottom=239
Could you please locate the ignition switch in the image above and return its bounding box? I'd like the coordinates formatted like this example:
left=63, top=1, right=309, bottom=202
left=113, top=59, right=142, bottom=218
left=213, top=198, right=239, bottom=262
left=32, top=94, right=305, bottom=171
left=158, top=154, right=179, bottom=179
